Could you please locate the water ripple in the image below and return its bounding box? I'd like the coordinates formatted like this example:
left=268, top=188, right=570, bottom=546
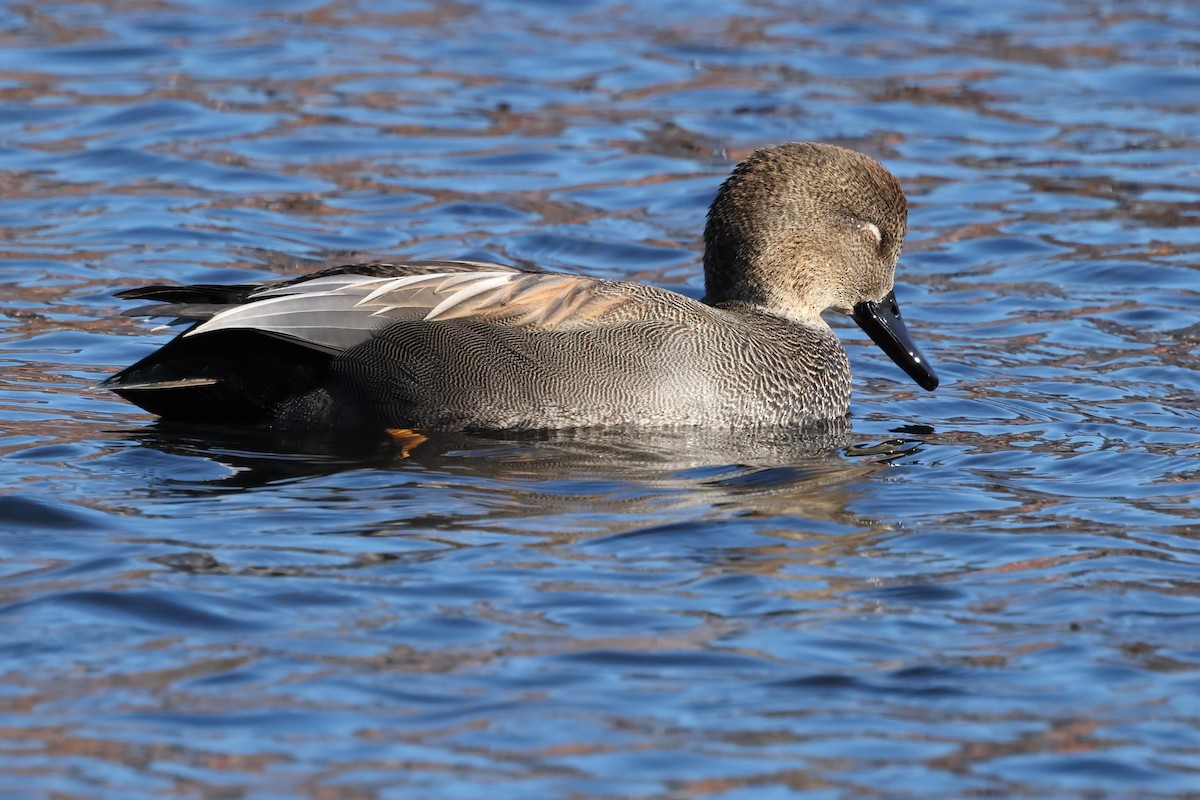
left=2, top=0, right=1200, bottom=796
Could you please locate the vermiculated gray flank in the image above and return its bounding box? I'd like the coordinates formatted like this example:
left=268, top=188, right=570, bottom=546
left=104, top=142, right=939, bottom=431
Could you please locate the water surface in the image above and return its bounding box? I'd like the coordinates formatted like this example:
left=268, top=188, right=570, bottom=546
left=2, top=1, right=1200, bottom=796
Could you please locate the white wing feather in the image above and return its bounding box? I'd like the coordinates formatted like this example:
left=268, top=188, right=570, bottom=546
left=185, top=269, right=562, bottom=352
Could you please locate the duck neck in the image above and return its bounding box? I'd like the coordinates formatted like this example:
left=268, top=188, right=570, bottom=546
left=702, top=249, right=769, bottom=305
left=702, top=293, right=829, bottom=330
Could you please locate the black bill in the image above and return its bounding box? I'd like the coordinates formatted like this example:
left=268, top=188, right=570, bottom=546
left=851, top=290, right=938, bottom=391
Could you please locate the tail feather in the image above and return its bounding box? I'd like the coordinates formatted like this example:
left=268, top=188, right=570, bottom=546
left=114, top=284, right=260, bottom=304
left=103, top=329, right=330, bottom=424
left=114, top=283, right=263, bottom=325
left=120, top=302, right=243, bottom=323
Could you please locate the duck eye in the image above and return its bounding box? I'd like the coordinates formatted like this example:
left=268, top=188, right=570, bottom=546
left=844, top=214, right=884, bottom=248
left=858, top=219, right=883, bottom=246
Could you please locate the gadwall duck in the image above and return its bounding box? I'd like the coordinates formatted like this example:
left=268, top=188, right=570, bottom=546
left=104, top=142, right=937, bottom=430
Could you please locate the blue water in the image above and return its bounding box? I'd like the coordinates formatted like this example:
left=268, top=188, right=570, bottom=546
left=2, top=0, right=1200, bottom=796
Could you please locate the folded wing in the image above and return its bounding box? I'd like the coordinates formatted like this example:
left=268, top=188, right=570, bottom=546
left=184, top=263, right=710, bottom=353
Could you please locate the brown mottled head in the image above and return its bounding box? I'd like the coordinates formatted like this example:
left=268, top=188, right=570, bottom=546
left=702, top=142, right=908, bottom=321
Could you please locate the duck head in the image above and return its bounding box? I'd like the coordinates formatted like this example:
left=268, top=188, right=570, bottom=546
left=703, top=141, right=937, bottom=391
